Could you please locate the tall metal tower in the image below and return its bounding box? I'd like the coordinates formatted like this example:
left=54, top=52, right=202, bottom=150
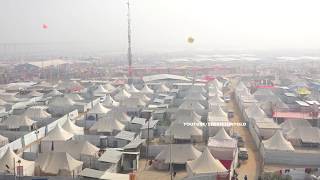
left=127, top=0, right=133, bottom=79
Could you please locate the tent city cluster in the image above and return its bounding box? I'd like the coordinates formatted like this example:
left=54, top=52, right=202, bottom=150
left=0, top=56, right=319, bottom=180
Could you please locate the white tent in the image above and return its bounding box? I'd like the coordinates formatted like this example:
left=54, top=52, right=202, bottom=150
left=172, top=109, right=202, bottom=122
left=213, top=128, right=232, bottom=140
left=48, top=96, right=75, bottom=115
left=155, top=144, right=201, bottom=164
left=63, top=119, right=84, bottom=135
left=102, top=95, right=119, bottom=108
left=45, top=89, right=63, bottom=97
left=107, top=110, right=131, bottom=123
left=90, top=116, right=125, bottom=134
left=42, top=124, right=74, bottom=142
left=114, top=89, right=131, bottom=101
left=235, top=82, right=247, bottom=92
left=245, top=103, right=266, bottom=121
left=165, top=123, right=203, bottom=142
left=1, top=115, right=36, bottom=129
left=103, top=83, right=116, bottom=93
left=186, top=147, right=228, bottom=177
left=262, top=130, right=294, bottom=151
left=131, top=93, right=151, bottom=102
left=27, top=90, right=43, bottom=97
left=208, top=128, right=237, bottom=160
left=0, top=93, right=22, bottom=102
left=57, top=81, right=83, bottom=91
left=23, top=106, right=52, bottom=121
left=211, top=79, right=223, bottom=90
left=208, top=94, right=225, bottom=107
left=80, top=168, right=129, bottom=180
left=280, top=119, right=311, bottom=134
left=127, top=84, right=140, bottom=93
left=94, top=85, right=108, bottom=94
left=0, top=148, right=35, bottom=176
left=54, top=140, right=99, bottom=159
left=286, top=127, right=320, bottom=144
left=35, top=152, right=83, bottom=176
left=88, top=103, right=110, bottom=115
left=0, top=135, right=9, bottom=147
left=65, top=93, right=84, bottom=101
left=0, top=98, right=8, bottom=106
left=141, top=84, right=154, bottom=94
left=120, top=97, right=147, bottom=108
left=157, top=83, right=170, bottom=93
left=208, top=86, right=223, bottom=97
left=209, top=105, right=227, bottom=117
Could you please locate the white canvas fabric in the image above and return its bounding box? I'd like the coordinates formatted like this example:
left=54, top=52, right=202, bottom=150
left=65, top=93, right=84, bottom=101
left=0, top=135, right=8, bottom=147
left=280, top=119, right=311, bottom=134
left=36, top=152, right=83, bottom=175
left=90, top=117, right=125, bottom=133
left=165, top=123, right=203, bottom=140
left=103, top=83, right=116, bottom=93
left=208, top=94, right=225, bottom=106
left=156, top=144, right=201, bottom=164
left=27, top=90, right=43, bottom=97
left=209, top=105, right=227, bottom=117
left=88, top=103, right=110, bottom=115
left=94, top=85, right=108, bottom=94
left=54, top=140, right=99, bottom=159
left=1, top=115, right=36, bottom=129
left=103, top=95, right=119, bottom=108
left=0, top=148, right=35, bottom=176
left=157, top=83, right=170, bottom=93
left=114, top=89, right=131, bottom=101
left=45, top=89, right=63, bottom=97
left=184, top=92, right=206, bottom=101
left=245, top=103, right=266, bottom=119
left=48, top=96, right=75, bottom=115
left=263, top=130, right=294, bottom=151
left=42, top=124, right=74, bottom=141
left=63, top=119, right=84, bottom=135
left=141, top=84, right=154, bottom=94
left=286, top=127, right=320, bottom=144
left=187, top=147, right=227, bottom=176
left=180, top=100, right=205, bottom=110
left=24, top=106, right=52, bottom=121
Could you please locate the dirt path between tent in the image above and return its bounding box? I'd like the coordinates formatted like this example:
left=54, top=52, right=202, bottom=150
left=228, top=81, right=261, bottom=180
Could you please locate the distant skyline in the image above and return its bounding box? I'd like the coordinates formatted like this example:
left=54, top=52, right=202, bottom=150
left=0, top=0, right=320, bottom=54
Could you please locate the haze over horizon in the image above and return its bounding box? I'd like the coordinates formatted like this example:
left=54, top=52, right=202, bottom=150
left=1, top=0, right=320, bottom=54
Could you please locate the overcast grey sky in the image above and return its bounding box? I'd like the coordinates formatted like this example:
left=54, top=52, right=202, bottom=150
left=0, top=0, right=320, bottom=53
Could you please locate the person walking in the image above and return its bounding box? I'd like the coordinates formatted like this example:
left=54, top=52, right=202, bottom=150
left=244, top=175, right=248, bottom=180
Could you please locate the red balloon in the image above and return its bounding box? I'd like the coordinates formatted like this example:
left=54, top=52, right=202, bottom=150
left=42, top=24, right=48, bottom=29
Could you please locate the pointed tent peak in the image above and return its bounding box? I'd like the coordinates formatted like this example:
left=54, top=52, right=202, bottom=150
left=27, top=90, right=43, bottom=97
left=50, top=96, right=75, bottom=106
left=156, top=144, right=201, bottom=164
left=236, top=81, right=247, bottom=91
left=3, top=115, right=36, bottom=128
left=89, top=103, right=110, bottom=114
left=141, top=84, right=154, bottom=93
left=184, top=92, right=206, bottom=101
left=62, top=119, right=84, bottom=135
left=42, top=123, right=74, bottom=141
left=114, top=89, right=131, bottom=101
left=123, top=84, right=130, bottom=90
left=94, top=85, right=108, bottom=94
left=46, top=89, right=63, bottom=97
left=157, top=83, right=170, bottom=93
left=263, top=130, right=294, bottom=151
left=211, top=79, right=223, bottom=89
left=209, top=94, right=225, bottom=104
left=90, top=117, right=125, bottom=133
left=247, top=103, right=266, bottom=118
left=213, top=128, right=232, bottom=140
left=187, top=147, right=227, bottom=174
left=208, top=86, right=223, bottom=97
left=103, top=94, right=119, bottom=107
left=128, top=84, right=140, bottom=93
left=210, top=105, right=227, bottom=117
left=24, top=106, right=51, bottom=120
left=103, top=83, right=115, bottom=92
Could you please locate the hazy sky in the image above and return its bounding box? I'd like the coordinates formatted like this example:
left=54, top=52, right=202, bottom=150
left=0, top=0, right=320, bottom=53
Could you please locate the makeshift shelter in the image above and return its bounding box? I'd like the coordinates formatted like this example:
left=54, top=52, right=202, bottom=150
left=262, top=130, right=294, bottom=151
left=211, top=79, right=223, bottom=90
left=35, top=152, right=83, bottom=176
left=208, top=94, right=225, bottom=108
left=184, top=92, right=206, bottom=101
left=0, top=115, right=36, bottom=130
left=208, top=86, right=223, bottom=97
left=48, top=96, right=76, bottom=115
left=93, top=85, right=108, bottom=96
left=102, top=94, right=119, bottom=108
left=0, top=148, right=35, bottom=176
left=171, top=109, right=202, bottom=122
left=179, top=100, right=205, bottom=112
left=41, top=124, right=74, bottom=152
left=154, top=144, right=201, bottom=170
left=62, top=119, right=84, bottom=135
left=89, top=116, right=125, bottom=135
left=186, top=147, right=228, bottom=178
left=245, top=103, right=266, bottom=122
left=103, top=83, right=116, bottom=93
left=23, top=106, right=52, bottom=121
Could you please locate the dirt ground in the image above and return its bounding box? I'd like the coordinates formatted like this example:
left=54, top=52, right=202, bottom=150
left=136, top=159, right=187, bottom=180
left=228, top=82, right=262, bottom=180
